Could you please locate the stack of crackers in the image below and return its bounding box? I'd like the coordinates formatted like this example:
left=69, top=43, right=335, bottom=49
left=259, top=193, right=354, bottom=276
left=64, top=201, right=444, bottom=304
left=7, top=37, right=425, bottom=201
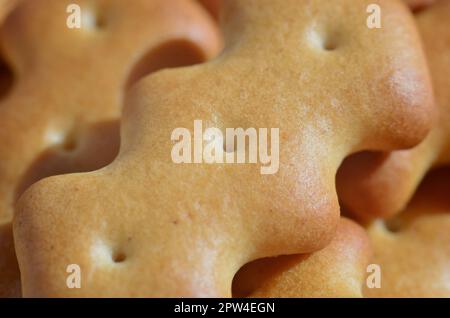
left=0, top=0, right=448, bottom=298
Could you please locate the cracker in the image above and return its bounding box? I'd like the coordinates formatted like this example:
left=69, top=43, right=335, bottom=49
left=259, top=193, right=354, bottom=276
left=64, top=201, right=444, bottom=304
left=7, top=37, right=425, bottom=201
left=14, top=0, right=434, bottom=297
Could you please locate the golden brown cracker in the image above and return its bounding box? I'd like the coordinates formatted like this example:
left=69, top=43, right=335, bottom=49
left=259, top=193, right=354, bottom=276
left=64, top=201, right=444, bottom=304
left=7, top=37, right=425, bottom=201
left=14, top=0, right=434, bottom=297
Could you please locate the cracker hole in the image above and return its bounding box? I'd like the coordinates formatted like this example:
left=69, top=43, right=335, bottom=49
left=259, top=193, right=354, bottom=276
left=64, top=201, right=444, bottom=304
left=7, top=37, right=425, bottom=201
left=307, top=28, right=339, bottom=52
left=90, top=240, right=128, bottom=265
left=82, top=7, right=107, bottom=31
left=112, top=250, right=127, bottom=263
left=383, top=218, right=402, bottom=233
left=126, top=39, right=208, bottom=89
left=94, top=10, right=107, bottom=29
left=223, top=141, right=236, bottom=153
left=222, top=132, right=256, bottom=154
left=15, top=120, right=119, bottom=205
left=323, top=37, right=338, bottom=51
